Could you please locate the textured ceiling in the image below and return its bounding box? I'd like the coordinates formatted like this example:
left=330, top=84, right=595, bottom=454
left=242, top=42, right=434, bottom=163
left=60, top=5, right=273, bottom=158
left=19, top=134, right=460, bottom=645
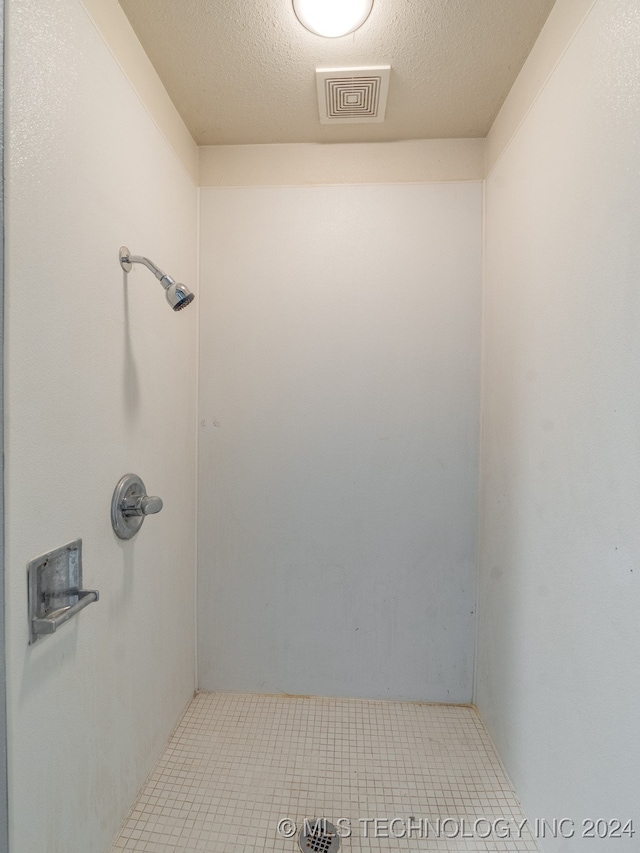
left=118, top=0, right=556, bottom=145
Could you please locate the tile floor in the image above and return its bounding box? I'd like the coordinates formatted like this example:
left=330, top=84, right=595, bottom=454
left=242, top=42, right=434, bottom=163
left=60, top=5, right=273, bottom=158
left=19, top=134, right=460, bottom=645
left=109, top=692, right=539, bottom=853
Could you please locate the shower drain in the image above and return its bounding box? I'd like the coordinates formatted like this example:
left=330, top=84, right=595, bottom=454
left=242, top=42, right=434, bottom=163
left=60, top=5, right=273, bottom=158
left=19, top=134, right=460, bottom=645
left=298, top=819, right=341, bottom=853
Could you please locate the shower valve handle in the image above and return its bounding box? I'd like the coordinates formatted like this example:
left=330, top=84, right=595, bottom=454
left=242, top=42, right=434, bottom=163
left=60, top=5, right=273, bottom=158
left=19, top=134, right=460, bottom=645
left=111, top=474, right=163, bottom=539
left=121, top=493, right=164, bottom=518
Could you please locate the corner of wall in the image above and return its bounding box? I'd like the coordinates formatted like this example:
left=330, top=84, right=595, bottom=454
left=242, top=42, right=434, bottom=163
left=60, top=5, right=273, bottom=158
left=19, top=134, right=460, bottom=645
left=485, top=0, right=598, bottom=176
left=80, top=0, right=198, bottom=183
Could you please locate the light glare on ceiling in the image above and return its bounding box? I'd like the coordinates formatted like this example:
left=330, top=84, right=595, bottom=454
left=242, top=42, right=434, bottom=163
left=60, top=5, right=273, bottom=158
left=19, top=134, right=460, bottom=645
left=292, top=0, right=374, bottom=38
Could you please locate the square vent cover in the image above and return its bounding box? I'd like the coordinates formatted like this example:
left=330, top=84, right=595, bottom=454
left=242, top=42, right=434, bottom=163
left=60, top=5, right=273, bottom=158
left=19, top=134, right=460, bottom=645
left=316, top=66, right=391, bottom=125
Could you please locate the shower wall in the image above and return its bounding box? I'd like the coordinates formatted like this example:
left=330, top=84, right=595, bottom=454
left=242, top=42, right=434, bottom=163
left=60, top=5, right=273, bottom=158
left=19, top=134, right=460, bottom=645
left=10, top=0, right=638, bottom=851
left=477, top=0, right=640, bottom=848
left=197, top=182, right=482, bottom=702
left=6, top=1, right=197, bottom=852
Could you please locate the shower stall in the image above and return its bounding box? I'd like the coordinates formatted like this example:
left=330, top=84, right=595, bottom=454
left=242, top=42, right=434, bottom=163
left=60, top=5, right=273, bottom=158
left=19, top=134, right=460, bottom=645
left=3, top=0, right=639, bottom=852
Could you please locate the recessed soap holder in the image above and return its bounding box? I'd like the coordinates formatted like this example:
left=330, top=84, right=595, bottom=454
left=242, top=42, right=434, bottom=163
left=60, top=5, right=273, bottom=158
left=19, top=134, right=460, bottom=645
left=28, top=538, right=99, bottom=645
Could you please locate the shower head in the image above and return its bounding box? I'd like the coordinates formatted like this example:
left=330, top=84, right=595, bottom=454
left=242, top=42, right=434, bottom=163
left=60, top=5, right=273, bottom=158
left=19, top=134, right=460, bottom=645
left=165, top=280, right=195, bottom=311
left=119, top=247, right=195, bottom=312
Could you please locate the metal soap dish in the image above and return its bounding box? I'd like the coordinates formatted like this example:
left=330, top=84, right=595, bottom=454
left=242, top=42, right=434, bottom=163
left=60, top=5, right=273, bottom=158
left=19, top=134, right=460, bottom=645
left=28, top=539, right=99, bottom=644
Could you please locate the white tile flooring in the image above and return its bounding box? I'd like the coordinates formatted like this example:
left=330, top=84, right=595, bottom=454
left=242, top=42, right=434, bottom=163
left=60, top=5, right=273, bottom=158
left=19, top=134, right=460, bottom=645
left=109, top=692, right=538, bottom=853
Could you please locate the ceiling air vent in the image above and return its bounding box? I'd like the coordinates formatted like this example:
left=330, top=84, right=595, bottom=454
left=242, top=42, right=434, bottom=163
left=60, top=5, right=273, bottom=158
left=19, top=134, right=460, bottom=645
left=316, top=66, right=391, bottom=125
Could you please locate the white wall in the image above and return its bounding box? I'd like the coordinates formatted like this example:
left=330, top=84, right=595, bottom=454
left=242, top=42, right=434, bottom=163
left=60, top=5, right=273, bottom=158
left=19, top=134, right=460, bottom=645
left=477, top=0, right=640, bottom=848
left=6, top=1, right=197, bottom=852
left=198, top=183, right=482, bottom=702
left=198, top=139, right=485, bottom=186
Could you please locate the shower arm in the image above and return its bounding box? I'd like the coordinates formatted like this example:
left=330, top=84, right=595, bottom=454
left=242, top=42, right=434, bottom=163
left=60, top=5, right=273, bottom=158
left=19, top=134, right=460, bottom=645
left=120, top=251, right=175, bottom=289
left=119, top=246, right=195, bottom=312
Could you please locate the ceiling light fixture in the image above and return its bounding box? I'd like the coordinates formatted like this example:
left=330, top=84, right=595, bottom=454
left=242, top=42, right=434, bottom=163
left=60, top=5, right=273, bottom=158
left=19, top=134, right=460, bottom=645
left=292, top=0, right=374, bottom=38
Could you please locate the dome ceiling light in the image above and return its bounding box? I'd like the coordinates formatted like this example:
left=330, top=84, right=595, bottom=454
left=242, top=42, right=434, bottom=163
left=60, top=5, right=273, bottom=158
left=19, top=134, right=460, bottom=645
left=292, top=0, right=374, bottom=38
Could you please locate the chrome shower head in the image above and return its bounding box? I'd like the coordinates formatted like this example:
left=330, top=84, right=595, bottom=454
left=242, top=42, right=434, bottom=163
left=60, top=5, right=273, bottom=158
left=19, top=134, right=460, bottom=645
left=119, top=247, right=195, bottom=312
left=165, top=280, right=195, bottom=311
